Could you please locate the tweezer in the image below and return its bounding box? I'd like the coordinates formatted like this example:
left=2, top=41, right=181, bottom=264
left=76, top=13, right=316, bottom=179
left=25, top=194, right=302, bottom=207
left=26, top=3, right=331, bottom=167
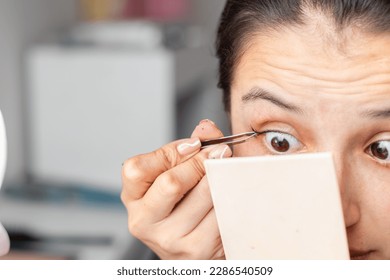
left=201, top=131, right=259, bottom=148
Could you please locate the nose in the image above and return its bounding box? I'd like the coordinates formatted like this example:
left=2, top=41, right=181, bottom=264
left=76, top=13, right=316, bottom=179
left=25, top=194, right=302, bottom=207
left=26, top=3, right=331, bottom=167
left=332, top=153, right=361, bottom=229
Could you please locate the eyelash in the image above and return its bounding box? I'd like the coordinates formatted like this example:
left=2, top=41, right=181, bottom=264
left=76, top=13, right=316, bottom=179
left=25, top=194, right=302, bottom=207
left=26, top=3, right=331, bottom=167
left=250, top=127, right=303, bottom=154
left=251, top=127, right=281, bottom=136
left=251, top=126, right=282, bottom=133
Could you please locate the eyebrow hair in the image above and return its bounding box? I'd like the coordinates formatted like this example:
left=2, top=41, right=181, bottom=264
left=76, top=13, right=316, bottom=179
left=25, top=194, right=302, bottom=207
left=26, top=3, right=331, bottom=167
left=362, top=108, right=390, bottom=119
left=241, top=87, right=304, bottom=114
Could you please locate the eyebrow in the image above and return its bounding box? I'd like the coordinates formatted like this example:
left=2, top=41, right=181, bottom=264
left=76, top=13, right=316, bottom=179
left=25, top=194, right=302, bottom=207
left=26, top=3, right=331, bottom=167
left=362, top=108, right=390, bottom=119
left=241, top=87, right=304, bottom=114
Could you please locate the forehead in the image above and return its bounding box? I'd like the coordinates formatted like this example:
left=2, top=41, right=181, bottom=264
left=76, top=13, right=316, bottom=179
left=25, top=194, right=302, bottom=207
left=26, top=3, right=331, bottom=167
left=231, top=27, right=390, bottom=101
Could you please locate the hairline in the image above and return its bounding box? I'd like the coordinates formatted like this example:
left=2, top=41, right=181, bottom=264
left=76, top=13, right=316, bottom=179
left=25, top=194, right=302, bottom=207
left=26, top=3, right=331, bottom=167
left=218, top=2, right=390, bottom=113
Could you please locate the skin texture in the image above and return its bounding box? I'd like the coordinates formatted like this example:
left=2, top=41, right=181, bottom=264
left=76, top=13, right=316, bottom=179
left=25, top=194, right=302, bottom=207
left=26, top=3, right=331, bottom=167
left=121, top=22, right=390, bottom=259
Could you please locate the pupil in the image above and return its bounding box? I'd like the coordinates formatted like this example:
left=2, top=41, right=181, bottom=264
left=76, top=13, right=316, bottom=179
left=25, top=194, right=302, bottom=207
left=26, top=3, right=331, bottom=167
left=271, top=137, right=290, bottom=152
left=371, top=142, right=389, bottom=160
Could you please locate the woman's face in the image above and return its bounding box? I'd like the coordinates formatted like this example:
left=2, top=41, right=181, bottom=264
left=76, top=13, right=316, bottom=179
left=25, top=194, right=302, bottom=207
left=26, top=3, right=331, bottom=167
left=230, top=26, right=390, bottom=259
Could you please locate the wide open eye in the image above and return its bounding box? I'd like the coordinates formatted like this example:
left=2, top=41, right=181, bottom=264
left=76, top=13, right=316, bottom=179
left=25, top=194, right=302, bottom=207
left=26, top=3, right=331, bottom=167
left=264, top=131, right=302, bottom=154
left=368, top=140, right=390, bottom=162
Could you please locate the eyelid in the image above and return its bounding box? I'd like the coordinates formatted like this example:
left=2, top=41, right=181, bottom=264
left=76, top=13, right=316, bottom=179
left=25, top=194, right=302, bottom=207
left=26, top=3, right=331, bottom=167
left=370, top=135, right=390, bottom=142
left=251, top=126, right=303, bottom=142
left=251, top=125, right=294, bottom=135
left=252, top=128, right=304, bottom=155
left=364, top=133, right=390, bottom=150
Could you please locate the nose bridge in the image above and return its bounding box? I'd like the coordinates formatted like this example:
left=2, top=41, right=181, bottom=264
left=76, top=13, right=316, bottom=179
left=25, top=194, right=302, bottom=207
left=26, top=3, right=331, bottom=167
left=313, top=101, right=354, bottom=196
left=332, top=151, right=349, bottom=196
left=312, top=102, right=361, bottom=228
left=322, top=142, right=361, bottom=228
left=310, top=97, right=363, bottom=229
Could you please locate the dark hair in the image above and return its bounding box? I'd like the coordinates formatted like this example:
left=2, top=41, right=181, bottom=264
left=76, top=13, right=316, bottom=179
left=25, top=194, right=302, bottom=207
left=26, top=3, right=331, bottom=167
left=216, top=0, right=390, bottom=112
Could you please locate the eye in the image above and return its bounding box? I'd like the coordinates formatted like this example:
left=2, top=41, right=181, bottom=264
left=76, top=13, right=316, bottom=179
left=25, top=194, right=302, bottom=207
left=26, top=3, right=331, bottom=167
left=264, top=131, right=302, bottom=154
left=368, top=140, right=390, bottom=162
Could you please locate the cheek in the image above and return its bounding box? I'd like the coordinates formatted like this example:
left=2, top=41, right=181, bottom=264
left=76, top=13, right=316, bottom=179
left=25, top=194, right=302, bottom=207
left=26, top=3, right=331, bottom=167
left=368, top=177, right=390, bottom=246
left=354, top=162, right=390, bottom=223
left=232, top=142, right=263, bottom=157
left=376, top=179, right=390, bottom=221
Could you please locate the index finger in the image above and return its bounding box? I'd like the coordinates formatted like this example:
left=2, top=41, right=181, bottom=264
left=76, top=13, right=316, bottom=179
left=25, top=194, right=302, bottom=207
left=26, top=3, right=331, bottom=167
left=121, top=119, right=224, bottom=201
left=121, top=137, right=200, bottom=201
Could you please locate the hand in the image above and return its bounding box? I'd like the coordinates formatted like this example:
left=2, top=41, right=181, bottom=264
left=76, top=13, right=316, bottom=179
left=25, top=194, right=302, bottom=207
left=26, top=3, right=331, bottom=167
left=121, top=119, right=232, bottom=259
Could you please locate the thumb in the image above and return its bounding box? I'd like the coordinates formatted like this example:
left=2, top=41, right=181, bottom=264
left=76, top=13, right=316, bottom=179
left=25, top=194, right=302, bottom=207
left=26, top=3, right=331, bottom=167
left=191, top=119, right=224, bottom=140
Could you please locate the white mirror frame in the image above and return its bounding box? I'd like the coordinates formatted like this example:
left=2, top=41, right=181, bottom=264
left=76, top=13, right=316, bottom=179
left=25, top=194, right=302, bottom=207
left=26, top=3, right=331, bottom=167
left=0, top=110, right=9, bottom=256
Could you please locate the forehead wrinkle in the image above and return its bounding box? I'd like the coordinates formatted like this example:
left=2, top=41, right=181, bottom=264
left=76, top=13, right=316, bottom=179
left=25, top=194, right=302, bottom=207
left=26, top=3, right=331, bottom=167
left=232, top=27, right=390, bottom=124
left=252, top=43, right=390, bottom=85
left=240, top=62, right=390, bottom=101
left=239, top=46, right=390, bottom=100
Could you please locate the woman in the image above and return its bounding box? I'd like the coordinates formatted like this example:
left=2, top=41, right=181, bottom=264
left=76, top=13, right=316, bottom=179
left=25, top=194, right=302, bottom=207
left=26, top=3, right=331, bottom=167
left=121, top=0, right=390, bottom=260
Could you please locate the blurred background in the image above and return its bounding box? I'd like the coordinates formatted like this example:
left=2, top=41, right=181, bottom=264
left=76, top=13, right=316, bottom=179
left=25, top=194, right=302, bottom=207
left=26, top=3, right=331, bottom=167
left=0, top=0, right=228, bottom=259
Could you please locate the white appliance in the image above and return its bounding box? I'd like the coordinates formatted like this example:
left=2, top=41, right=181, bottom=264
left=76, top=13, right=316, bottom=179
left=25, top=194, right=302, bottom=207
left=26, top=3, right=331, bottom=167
left=26, top=40, right=208, bottom=193
left=0, top=23, right=212, bottom=260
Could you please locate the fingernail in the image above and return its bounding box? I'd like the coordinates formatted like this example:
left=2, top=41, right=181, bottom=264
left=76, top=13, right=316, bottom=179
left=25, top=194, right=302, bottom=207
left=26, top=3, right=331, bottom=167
left=208, top=145, right=232, bottom=159
left=177, top=137, right=201, bottom=155
left=199, top=119, right=216, bottom=126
